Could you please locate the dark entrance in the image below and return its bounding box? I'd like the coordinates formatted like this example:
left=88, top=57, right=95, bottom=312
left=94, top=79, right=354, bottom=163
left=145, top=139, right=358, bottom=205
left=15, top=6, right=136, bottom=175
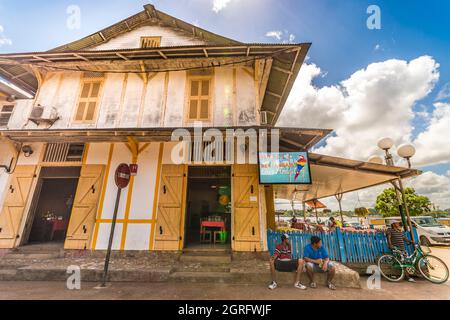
left=185, top=166, right=232, bottom=249
left=23, top=167, right=80, bottom=245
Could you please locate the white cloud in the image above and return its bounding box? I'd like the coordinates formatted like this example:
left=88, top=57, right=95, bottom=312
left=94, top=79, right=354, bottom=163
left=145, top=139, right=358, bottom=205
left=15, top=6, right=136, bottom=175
left=414, top=102, right=450, bottom=166
left=0, top=25, right=12, bottom=47
left=447, top=170, right=450, bottom=177
left=276, top=56, right=450, bottom=209
left=265, top=30, right=283, bottom=40
left=435, top=82, right=450, bottom=101
left=212, top=0, right=232, bottom=13
left=279, top=56, right=440, bottom=162
left=265, top=30, right=296, bottom=43
left=407, top=171, right=450, bottom=210
left=374, top=44, right=381, bottom=51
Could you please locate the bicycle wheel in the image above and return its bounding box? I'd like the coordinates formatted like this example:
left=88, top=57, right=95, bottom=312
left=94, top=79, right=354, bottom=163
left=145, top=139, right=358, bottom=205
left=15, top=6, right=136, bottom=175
left=378, top=254, right=405, bottom=282
left=417, top=255, right=449, bottom=284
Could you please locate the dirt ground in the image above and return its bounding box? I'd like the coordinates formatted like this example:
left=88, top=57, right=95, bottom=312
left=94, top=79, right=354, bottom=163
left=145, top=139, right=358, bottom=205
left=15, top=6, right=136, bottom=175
left=0, top=246, right=448, bottom=300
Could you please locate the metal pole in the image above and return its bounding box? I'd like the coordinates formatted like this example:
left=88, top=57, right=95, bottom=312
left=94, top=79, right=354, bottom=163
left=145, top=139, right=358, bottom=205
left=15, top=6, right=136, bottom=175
left=302, top=202, right=306, bottom=222
left=335, top=193, right=344, bottom=224
left=384, top=150, right=408, bottom=229
left=100, top=187, right=122, bottom=287
left=397, top=178, right=415, bottom=242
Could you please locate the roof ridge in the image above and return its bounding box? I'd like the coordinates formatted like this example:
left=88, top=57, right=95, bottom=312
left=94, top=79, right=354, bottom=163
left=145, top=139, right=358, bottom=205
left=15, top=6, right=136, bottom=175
left=50, top=4, right=241, bottom=52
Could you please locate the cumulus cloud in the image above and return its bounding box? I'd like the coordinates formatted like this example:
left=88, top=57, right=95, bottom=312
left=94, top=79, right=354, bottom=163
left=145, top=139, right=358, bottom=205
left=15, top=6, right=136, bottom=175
left=414, top=102, right=450, bottom=166
left=279, top=56, right=440, bottom=162
left=212, top=0, right=232, bottom=13
left=265, top=30, right=283, bottom=40
left=435, top=82, right=450, bottom=101
left=277, top=55, right=450, bottom=209
left=265, top=30, right=296, bottom=43
left=0, top=25, right=12, bottom=47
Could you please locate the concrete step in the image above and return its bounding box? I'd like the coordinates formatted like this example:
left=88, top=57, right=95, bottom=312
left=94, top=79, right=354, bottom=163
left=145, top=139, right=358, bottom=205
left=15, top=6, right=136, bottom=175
left=173, top=264, right=231, bottom=273
left=179, top=254, right=231, bottom=264
left=2, top=252, right=62, bottom=260
left=170, top=271, right=233, bottom=283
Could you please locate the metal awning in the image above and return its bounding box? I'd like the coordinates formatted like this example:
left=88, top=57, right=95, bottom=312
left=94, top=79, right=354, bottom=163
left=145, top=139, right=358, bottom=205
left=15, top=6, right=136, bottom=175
left=0, top=127, right=331, bottom=151
left=274, top=153, right=421, bottom=202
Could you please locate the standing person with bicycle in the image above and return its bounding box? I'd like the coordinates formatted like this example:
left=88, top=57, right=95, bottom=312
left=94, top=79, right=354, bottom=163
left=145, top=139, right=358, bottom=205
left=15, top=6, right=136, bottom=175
left=386, top=220, right=415, bottom=282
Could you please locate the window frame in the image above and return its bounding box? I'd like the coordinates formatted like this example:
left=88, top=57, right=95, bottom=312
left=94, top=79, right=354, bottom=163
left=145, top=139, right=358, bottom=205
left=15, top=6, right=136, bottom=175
left=140, top=36, right=162, bottom=48
left=0, top=103, right=15, bottom=127
left=72, top=77, right=104, bottom=124
left=185, top=75, right=213, bottom=123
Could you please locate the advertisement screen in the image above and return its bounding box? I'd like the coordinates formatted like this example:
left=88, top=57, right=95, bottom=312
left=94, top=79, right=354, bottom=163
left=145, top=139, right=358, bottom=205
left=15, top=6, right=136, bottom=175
left=258, top=152, right=312, bottom=185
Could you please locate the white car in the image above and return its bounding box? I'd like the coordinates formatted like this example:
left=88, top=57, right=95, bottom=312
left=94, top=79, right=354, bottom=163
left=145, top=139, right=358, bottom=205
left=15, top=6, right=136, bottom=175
left=411, top=216, right=450, bottom=246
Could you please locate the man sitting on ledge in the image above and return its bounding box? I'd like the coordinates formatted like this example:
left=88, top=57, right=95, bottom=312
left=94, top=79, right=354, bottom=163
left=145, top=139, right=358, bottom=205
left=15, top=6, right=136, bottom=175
left=268, top=233, right=306, bottom=290
left=304, top=236, right=337, bottom=290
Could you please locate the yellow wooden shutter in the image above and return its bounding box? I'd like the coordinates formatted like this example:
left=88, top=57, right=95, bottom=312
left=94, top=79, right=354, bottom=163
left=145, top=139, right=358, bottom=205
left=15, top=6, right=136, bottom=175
left=64, top=165, right=105, bottom=250
left=74, top=79, right=102, bottom=123
left=232, top=164, right=261, bottom=252
left=154, top=165, right=186, bottom=251
left=140, top=36, right=161, bottom=48
left=0, top=166, right=36, bottom=249
left=188, top=78, right=211, bottom=121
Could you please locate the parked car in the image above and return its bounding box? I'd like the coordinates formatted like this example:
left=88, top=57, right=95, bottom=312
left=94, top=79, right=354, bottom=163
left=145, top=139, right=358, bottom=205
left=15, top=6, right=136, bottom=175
left=385, top=216, right=450, bottom=246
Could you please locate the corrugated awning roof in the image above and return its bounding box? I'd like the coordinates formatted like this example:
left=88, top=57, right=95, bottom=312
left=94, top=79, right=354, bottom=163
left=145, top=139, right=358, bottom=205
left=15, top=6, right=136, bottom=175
left=0, top=126, right=330, bottom=150
left=274, top=152, right=421, bottom=202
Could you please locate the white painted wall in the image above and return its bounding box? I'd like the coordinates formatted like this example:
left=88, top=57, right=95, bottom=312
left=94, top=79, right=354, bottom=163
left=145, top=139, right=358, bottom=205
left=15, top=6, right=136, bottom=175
left=91, top=25, right=207, bottom=50
left=8, top=67, right=258, bottom=131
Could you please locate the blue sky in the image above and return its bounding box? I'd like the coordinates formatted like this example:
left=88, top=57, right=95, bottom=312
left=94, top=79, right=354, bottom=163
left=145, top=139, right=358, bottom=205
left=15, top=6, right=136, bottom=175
left=0, top=0, right=449, bottom=208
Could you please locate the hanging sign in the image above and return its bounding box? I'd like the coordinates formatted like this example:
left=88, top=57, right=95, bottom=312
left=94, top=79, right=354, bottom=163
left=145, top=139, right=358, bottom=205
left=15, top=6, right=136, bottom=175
left=129, top=164, right=138, bottom=176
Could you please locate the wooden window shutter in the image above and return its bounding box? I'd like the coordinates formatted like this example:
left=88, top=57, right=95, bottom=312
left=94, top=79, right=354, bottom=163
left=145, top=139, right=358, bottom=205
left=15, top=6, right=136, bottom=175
left=0, top=105, right=14, bottom=127
left=141, top=37, right=161, bottom=48
left=188, top=78, right=211, bottom=121
left=75, top=78, right=103, bottom=123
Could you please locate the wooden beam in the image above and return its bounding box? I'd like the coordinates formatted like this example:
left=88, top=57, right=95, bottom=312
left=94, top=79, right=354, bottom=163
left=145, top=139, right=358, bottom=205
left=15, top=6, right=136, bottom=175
left=266, top=90, right=282, bottom=99
left=32, top=55, right=52, bottom=63
left=203, top=48, right=209, bottom=57
left=157, top=51, right=168, bottom=59
left=115, top=53, right=130, bottom=61
left=272, top=66, right=293, bottom=75
left=73, top=54, right=90, bottom=62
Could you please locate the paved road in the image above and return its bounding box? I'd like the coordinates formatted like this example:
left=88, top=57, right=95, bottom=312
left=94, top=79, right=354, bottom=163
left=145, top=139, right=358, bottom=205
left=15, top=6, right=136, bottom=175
left=0, top=277, right=448, bottom=300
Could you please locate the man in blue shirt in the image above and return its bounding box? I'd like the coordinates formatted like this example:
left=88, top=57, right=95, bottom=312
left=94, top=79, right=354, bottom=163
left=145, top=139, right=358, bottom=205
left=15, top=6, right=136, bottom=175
left=303, top=236, right=337, bottom=290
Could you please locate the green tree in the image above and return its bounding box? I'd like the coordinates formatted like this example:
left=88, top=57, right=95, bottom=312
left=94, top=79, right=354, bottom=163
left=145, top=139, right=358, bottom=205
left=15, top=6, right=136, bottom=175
left=375, top=187, right=431, bottom=217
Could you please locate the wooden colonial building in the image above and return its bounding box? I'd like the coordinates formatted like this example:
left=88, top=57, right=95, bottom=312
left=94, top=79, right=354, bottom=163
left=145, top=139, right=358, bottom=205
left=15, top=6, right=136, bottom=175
left=0, top=5, right=417, bottom=254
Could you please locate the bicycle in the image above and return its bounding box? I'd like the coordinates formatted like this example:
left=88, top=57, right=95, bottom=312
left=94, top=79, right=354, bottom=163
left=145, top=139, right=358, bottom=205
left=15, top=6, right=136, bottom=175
left=378, top=243, right=449, bottom=284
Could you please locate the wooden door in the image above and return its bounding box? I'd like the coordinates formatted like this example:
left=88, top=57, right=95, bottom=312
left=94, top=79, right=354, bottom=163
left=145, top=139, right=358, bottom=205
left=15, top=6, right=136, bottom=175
left=0, top=166, right=37, bottom=248
left=232, top=164, right=261, bottom=252
left=64, top=165, right=104, bottom=250
left=154, top=165, right=186, bottom=251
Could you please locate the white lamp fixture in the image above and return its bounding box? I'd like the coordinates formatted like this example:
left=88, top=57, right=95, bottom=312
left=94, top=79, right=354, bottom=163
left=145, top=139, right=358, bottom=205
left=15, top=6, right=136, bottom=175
left=368, top=155, right=384, bottom=164
left=397, top=144, right=416, bottom=168
left=397, top=144, right=416, bottom=159
left=377, top=137, right=394, bottom=151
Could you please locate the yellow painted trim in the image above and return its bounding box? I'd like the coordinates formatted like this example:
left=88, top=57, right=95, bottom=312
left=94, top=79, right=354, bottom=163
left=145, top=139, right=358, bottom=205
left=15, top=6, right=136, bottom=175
left=119, top=142, right=138, bottom=251
left=149, top=142, right=164, bottom=250
left=97, top=219, right=156, bottom=224
left=82, top=143, right=90, bottom=165
left=178, top=164, right=188, bottom=251
left=91, top=143, right=114, bottom=250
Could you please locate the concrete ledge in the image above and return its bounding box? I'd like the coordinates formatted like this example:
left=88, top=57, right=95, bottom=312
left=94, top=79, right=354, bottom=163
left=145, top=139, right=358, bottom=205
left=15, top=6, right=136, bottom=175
left=230, top=263, right=361, bottom=289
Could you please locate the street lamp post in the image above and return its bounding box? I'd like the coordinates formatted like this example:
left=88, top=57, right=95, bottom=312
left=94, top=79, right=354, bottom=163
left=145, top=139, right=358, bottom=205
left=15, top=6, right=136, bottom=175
left=375, top=138, right=416, bottom=242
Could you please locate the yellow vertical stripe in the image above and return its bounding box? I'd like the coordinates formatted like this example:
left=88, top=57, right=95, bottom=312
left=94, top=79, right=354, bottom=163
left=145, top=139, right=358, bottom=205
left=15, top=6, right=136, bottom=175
left=91, top=143, right=114, bottom=250
left=120, top=147, right=138, bottom=251
left=82, top=143, right=90, bottom=164
left=149, top=143, right=164, bottom=250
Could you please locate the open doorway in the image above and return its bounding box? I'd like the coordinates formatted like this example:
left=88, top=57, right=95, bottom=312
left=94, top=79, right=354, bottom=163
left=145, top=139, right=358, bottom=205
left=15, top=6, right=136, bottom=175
left=23, top=167, right=80, bottom=246
left=185, top=166, right=232, bottom=249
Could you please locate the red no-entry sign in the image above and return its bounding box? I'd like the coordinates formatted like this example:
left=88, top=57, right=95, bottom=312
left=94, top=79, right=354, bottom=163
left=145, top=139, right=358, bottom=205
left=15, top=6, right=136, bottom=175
left=115, top=163, right=131, bottom=189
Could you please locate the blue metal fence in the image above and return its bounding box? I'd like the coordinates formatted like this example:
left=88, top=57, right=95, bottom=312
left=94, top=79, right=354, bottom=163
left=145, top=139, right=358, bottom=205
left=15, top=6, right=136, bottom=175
left=267, top=228, right=418, bottom=264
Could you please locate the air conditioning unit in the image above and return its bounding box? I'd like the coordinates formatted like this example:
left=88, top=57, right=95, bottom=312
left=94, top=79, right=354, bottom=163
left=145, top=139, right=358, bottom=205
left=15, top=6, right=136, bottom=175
left=28, top=104, right=60, bottom=126
left=260, top=111, right=268, bottom=125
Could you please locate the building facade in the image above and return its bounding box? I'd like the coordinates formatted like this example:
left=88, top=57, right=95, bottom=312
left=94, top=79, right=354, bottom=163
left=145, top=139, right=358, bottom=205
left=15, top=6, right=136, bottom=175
left=0, top=5, right=328, bottom=253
